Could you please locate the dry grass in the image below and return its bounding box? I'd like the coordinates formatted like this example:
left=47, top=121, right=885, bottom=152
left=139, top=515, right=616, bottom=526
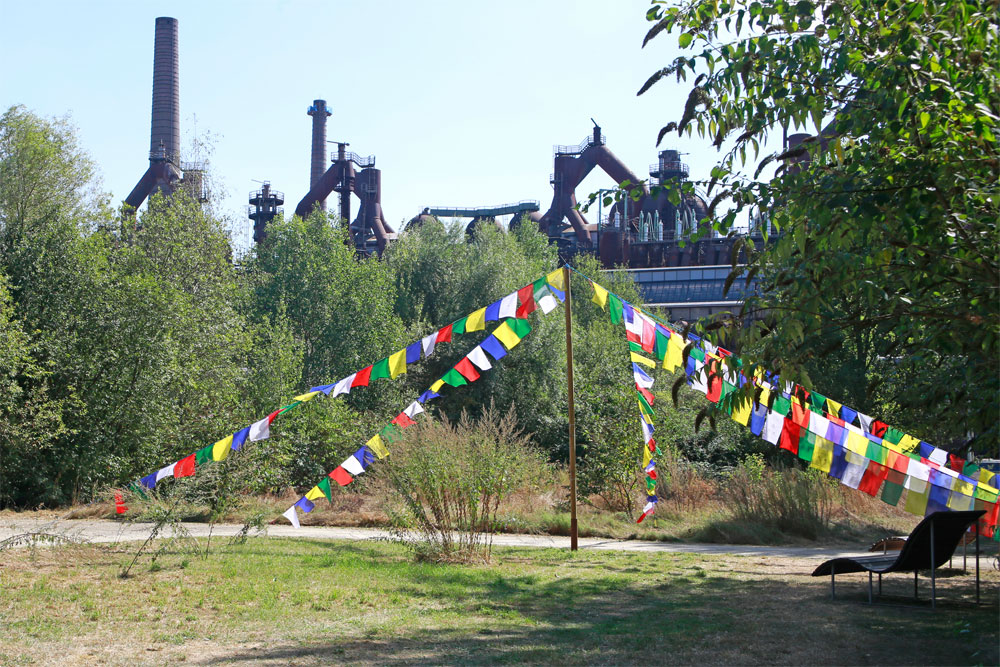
left=0, top=537, right=996, bottom=666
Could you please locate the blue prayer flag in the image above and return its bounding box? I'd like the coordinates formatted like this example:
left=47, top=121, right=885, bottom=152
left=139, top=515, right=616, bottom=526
left=139, top=473, right=158, bottom=490
left=485, top=299, right=502, bottom=321
left=295, top=497, right=315, bottom=513
left=231, top=426, right=250, bottom=452
left=406, top=342, right=422, bottom=364
left=480, top=334, right=508, bottom=361
left=839, top=405, right=858, bottom=425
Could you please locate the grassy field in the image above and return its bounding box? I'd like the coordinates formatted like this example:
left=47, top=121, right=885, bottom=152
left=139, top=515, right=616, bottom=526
left=1, top=536, right=996, bottom=665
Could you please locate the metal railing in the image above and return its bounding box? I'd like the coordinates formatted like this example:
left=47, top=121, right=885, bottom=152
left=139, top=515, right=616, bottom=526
left=426, top=200, right=540, bottom=217
left=248, top=188, right=285, bottom=202
left=331, top=150, right=376, bottom=168
left=149, top=147, right=180, bottom=165
left=649, top=161, right=689, bottom=178
left=553, top=133, right=606, bottom=156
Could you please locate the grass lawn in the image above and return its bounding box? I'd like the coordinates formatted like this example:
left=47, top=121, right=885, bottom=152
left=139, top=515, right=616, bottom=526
left=1, top=537, right=996, bottom=665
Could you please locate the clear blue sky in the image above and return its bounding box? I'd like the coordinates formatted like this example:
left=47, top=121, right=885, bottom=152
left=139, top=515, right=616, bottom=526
left=2, top=0, right=737, bottom=250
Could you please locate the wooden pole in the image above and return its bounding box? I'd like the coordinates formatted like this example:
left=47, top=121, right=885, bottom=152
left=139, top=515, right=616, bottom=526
left=564, top=264, right=578, bottom=551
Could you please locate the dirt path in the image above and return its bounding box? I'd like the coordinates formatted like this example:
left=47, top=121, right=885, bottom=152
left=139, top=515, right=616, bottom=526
left=0, top=516, right=914, bottom=559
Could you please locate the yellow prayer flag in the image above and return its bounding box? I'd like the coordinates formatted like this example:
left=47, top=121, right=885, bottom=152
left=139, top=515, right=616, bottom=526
left=809, top=437, right=834, bottom=473
left=305, top=486, right=326, bottom=502
left=493, top=321, right=522, bottom=350
left=366, top=434, right=389, bottom=459
left=953, top=479, right=975, bottom=497
left=759, top=386, right=772, bottom=409
left=466, top=307, right=487, bottom=332
left=846, top=430, right=868, bottom=456
left=591, top=282, right=608, bottom=310
left=978, top=479, right=998, bottom=495
left=731, top=398, right=752, bottom=427
left=897, top=434, right=920, bottom=453
left=388, top=349, right=407, bottom=379
left=825, top=398, right=842, bottom=417
left=546, top=268, right=565, bottom=291
left=212, top=435, right=233, bottom=462
left=903, top=481, right=930, bottom=516
left=430, top=379, right=445, bottom=393
left=293, top=390, right=321, bottom=403
left=980, top=470, right=996, bottom=488
left=642, top=445, right=652, bottom=468
left=664, top=335, right=684, bottom=372
left=630, top=351, right=656, bottom=368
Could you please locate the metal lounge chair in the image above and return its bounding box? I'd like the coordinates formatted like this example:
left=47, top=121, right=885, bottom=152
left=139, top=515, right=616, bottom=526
left=811, top=510, right=986, bottom=607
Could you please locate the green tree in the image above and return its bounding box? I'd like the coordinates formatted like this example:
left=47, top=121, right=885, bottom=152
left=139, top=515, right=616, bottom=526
left=640, top=0, right=999, bottom=453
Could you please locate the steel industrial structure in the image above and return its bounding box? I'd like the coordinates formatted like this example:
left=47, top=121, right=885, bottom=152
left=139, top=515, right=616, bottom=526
left=117, top=19, right=765, bottom=316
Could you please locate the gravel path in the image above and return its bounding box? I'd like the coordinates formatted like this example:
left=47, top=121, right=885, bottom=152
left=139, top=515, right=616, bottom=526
left=0, top=516, right=885, bottom=559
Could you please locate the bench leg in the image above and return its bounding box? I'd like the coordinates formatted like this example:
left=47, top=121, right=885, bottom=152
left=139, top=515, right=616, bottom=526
left=914, top=570, right=918, bottom=600
left=976, top=521, right=981, bottom=605
left=930, top=521, right=936, bottom=609
left=878, top=573, right=882, bottom=597
left=868, top=572, right=873, bottom=605
left=831, top=567, right=836, bottom=599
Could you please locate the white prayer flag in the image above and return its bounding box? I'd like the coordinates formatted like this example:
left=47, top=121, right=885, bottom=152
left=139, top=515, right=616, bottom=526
left=421, top=332, right=437, bottom=358
left=282, top=506, right=300, bottom=529
left=155, top=463, right=176, bottom=483
left=403, top=401, right=424, bottom=419
left=248, top=416, right=271, bottom=442
left=341, top=455, right=365, bottom=476
left=467, top=346, right=493, bottom=371
left=499, top=292, right=519, bottom=319
left=762, top=411, right=784, bottom=445
left=333, top=374, right=356, bottom=397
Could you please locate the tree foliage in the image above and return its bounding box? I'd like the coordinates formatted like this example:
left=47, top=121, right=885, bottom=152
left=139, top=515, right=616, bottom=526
left=641, top=0, right=999, bottom=453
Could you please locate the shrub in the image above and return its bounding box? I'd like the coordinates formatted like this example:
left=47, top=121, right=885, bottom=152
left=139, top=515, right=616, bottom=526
left=379, top=405, right=548, bottom=563
left=722, top=454, right=834, bottom=540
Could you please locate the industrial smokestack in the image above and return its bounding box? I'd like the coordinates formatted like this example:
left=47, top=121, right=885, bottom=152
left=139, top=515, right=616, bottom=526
left=150, top=17, right=180, bottom=164
left=307, top=100, right=331, bottom=210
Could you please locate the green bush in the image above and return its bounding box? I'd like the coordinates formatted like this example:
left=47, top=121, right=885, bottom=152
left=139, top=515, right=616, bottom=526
left=380, top=405, right=548, bottom=563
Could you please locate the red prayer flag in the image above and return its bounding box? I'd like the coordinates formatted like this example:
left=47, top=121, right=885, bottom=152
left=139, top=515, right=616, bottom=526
left=351, top=365, right=373, bottom=388
left=857, top=461, right=889, bottom=496
left=947, top=454, right=964, bottom=473
left=870, top=419, right=889, bottom=438
left=779, top=418, right=801, bottom=455
left=827, top=414, right=845, bottom=427
left=717, top=347, right=731, bottom=357
left=647, top=469, right=658, bottom=480
left=114, top=490, right=128, bottom=515
left=266, top=408, right=282, bottom=425
left=174, top=454, right=196, bottom=478
left=647, top=438, right=657, bottom=452
left=391, top=412, right=416, bottom=428
left=515, top=284, right=536, bottom=318
left=705, top=361, right=722, bottom=403
left=636, top=385, right=655, bottom=406
left=436, top=324, right=453, bottom=343
left=641, top=318, right=655, bottom=352
left=454, top=357, right=481, bottom=382
left=329, top=466, right=354, bottom=487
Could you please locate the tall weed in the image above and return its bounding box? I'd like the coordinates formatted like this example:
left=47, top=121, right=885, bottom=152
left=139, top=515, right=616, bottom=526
left=380, top=405, right=548, bottom=563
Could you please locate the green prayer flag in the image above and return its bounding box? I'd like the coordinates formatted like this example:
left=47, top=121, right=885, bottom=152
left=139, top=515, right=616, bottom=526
left=318, top=477, right=333, bottom=502
left=628, top=341, right=644, bottom=353
left=128, top=481, right=148, bottom=500
left=654, top=331, right=669, bottom=361
left=690, top=346, right=705, bottom=362
left=453, top=316, right=468, bottom=334
left=798, top=430, right=816, bottom=462
left=881, top=480, right=905, bottom=507
left=865, top=441, right=886, bottom=464
left=608, top=294, right=624, bottom=324
left=380, top=424, right=402, bottom=443
left=882, top=427, right=904, bottom=445
left=506, top=317, right=531, bottom=338
left=370, top=358, right=391, bottom=381
left=637, top=393, right=654, bottom=418
left=808, top=392, right=827, bottom=415
left=195, top=444, right=214, bottom=465
left=771, top=396, right=791, bottom=416
left=441, top=368, right=467, bottom=387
